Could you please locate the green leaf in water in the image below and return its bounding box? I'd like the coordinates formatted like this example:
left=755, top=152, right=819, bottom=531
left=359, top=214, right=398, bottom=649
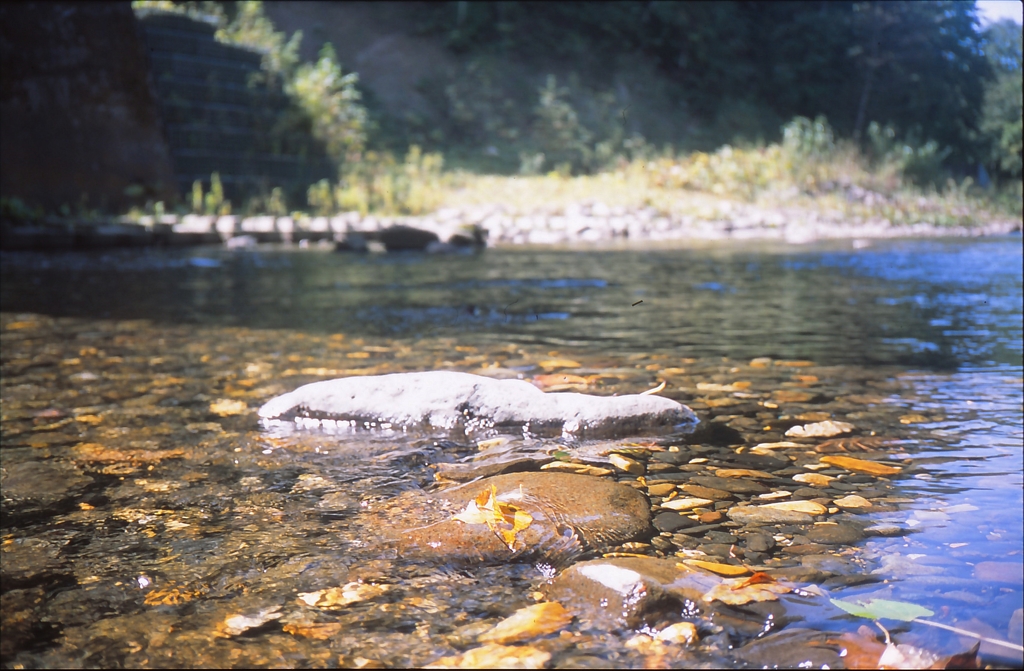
left=830, top=598, right=934, bottom=622
left=552, top=450, right=570, bottom=461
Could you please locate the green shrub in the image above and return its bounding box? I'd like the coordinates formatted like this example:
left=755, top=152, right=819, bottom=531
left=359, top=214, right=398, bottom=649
left=289, top=44, right=368, bottom=161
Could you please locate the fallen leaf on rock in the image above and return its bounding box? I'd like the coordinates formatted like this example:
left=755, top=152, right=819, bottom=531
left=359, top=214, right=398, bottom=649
left=427, top=643, right=551, bottom=669
left=703, top=572, right=791, bottom=605
left=820, top=455, right=901, bottom=476
left=209, top=399, right=248, bottom=416
left=761, top=500, right=828, bottom=515
left=714, top=468, right=775, bottom=479
left=682, top=560, right=749, bottom=577
left=298, top=583, right=390, bottom=609
left=478, top=602, right=572, bottom=644
left=283, top=621, right=343, bottom=640
left=214, top=607, right=282, bottom=637
left=452, top=485, right=534, bottom=552
left=786, top=420, right=855, bottom=438
left=540, top=462, right=613, bottom=476
left=834, top=495, right=873, bottom=509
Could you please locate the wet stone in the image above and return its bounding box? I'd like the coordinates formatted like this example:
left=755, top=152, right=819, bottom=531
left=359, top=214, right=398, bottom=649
left=651, top=451, right=691, bottom=465
left=801, top=554, right=859, bottom=576
left=697, top=543, right=734, bottom=558
left=541, top=556, right=721, bottom=630
left=806, top=523, right=864, bottom=545
left=681, top=484, right=735, bottom=501
left=699, top=511, right=724, bottom=524
left=259, top=371, right=698, bottom=439
left=689, top=475, right=768, bottom=495
left=727, top=506, right=814, bottom=526
left=792, top=487, right=824, bottom=499
left=653, top=512, right=699, bottom=533
left=744, top=533, right=776, bottom=553
left=397, top=472, right=651, bottom=565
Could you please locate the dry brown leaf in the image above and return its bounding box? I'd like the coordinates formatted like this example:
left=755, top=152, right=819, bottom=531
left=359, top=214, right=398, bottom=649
left=452, top=485, right=534, bottom=552
left=478, top=602, right=573, bottom=644
left=702, top=572, right=791, bottom=605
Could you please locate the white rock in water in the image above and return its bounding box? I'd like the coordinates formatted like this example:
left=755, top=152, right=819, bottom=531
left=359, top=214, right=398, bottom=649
left=259, top=371, right=697, bottom=438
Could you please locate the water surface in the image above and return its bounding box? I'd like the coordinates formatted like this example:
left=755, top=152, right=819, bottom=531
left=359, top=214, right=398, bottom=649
left=2, top=237, right=1021, bottom=667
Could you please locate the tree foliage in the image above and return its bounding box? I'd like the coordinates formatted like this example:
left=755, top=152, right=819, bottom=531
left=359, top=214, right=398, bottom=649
left=980, top=20, right=1023, bottom=177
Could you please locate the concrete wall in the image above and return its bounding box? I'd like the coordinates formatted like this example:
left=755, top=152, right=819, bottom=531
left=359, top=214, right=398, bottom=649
left=136, top=10, right=334, bottom=207
left=0, top=2, right=179, bottom=213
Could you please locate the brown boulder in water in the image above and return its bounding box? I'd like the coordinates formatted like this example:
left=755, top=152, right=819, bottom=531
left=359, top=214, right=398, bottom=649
left=397, top=472, right=652, bottom=566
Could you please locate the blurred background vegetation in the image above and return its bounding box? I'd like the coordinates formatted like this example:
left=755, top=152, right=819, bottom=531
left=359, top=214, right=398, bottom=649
left=133, top=0, right=1020, bottom=219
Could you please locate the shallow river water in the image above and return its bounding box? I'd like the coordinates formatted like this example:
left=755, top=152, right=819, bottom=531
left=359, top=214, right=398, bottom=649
left=1, top=237, right=1021, bottom=668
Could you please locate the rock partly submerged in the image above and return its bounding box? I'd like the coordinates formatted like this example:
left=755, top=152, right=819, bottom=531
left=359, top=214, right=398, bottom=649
left=259, top=371, right=697, bottom=439
left=397, top=472, right=652, bottom=566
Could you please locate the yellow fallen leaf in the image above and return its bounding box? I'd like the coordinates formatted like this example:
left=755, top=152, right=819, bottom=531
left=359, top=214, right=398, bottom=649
left=899, top=413, right=929, bottom=424
left=820, top=455, right=901, bottom=476
left=478, top=602, right=573, bottom=644
left=703, top=572, right=792, bottom=605
left=451, top=485, right=534, bottom=552
left=209, top=399, right=248, bottom=416
left=427, top=643, right=551, bottom=669
left=683, top=560, right=750, bottom=577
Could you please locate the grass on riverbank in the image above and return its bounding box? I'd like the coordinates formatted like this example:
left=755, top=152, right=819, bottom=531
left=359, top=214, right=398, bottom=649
left=322, top=117, right=1021, bottom=229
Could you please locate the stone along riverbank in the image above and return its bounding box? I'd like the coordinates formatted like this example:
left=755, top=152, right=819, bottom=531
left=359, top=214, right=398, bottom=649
left=3, top=197, right=1019, bottom=251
